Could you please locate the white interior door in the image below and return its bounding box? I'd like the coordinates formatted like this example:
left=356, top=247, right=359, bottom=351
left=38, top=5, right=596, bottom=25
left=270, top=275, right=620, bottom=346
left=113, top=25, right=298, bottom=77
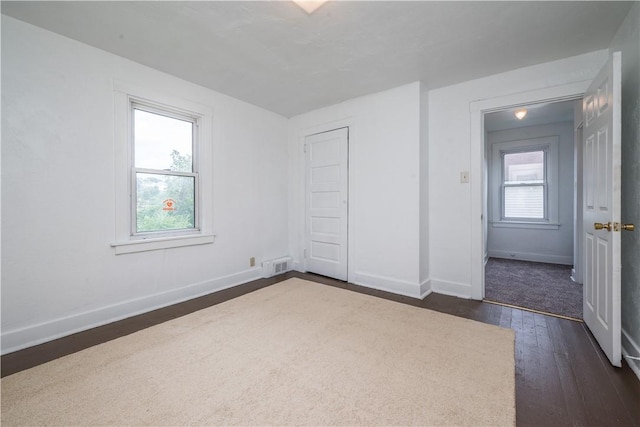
left=305, top=128, right=348, bottom=281
left=582, top=51, right=622, bottom=367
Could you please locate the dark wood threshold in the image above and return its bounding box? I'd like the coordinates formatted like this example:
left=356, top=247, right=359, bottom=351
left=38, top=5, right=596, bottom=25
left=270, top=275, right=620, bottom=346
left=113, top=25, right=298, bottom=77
left=2, top=271, right=639, bottom=426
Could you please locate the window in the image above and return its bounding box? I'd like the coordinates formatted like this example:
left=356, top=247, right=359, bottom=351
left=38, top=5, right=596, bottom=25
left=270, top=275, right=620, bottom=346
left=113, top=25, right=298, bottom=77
left=113, top=81, right=214, bottom=254
left=132, top=105, right=198, bottom=236
left=490, top=136, right=559, bottom=229
left=502, top=150, right=546, bottom=219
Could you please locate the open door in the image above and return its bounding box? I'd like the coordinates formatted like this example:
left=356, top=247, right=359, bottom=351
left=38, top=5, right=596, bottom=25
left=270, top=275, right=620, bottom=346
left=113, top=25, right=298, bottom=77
left=582, top=52, right=622, bottom=367
left=304, top=128, right=349, bottom=281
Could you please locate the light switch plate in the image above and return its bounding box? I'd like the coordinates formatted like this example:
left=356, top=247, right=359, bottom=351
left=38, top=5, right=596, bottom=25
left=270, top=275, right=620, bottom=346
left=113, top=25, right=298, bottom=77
left=460, top=171, right=470, bottom=183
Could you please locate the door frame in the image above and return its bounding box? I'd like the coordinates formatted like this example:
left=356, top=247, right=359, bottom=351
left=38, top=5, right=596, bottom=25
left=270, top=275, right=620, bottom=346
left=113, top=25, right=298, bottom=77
left=469, top=81, right=592, bottom=300
left=298, top=118, right=356, bottom=283
left=572, top=119, right=585, bottom=284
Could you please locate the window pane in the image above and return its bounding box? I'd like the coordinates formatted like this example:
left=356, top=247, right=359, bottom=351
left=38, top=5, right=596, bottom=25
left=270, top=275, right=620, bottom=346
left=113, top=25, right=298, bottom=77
left=134, top=109, right=193, bottom=172
left=504, top=151, right=544, bottom=184
left=136, top=173, right=195, bottom=232
left=504, top=185, right=544, bottom=219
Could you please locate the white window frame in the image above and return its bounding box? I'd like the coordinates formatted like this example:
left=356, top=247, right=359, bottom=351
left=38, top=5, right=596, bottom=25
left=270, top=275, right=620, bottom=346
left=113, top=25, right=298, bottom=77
left=112, top=81, right=214, bottom=254
left=501, top=147, right=547, bottom=221
left=130, top=102, right=200, bottom=238
left=490, top=136, right=560, bottom=230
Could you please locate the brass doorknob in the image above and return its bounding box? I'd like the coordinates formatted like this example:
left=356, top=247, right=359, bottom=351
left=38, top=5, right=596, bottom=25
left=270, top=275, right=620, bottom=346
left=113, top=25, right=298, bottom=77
left=594, top=222, right=612, bottom=231
left=621, top=224, right=635, bottom=231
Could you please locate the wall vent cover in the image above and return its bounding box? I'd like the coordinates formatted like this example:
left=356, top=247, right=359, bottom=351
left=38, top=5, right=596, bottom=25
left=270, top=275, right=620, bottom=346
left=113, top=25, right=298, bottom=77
left=262, top=256, right=293, bottom=278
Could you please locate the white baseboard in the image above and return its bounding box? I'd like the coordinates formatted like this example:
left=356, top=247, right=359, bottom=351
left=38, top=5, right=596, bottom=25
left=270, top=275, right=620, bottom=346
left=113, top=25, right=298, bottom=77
left=1, top=268, right=263, bottom=355
left=622, top=328, right=640, bottom=381
left=488, top=250, right=573, bottom=265
left=431, top=278, right=472, bottom=299
left=420, top=278, right=432, bottom=299
left=351, top=272, right=423, bottom=299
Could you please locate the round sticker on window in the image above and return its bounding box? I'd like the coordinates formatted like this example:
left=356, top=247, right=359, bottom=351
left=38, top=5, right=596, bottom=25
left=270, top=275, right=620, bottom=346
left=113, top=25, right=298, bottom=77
left=163, top=199, right=176, bottom=211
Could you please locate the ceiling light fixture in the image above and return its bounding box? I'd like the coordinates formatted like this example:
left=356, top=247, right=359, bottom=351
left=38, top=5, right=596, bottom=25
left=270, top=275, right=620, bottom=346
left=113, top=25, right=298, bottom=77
left=514, top=109, right=528, bottom=120
left=293, top=0, right=328, bottom=14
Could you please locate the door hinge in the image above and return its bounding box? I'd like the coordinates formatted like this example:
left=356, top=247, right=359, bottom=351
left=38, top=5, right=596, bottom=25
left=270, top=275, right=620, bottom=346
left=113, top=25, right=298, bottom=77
left=304, top=249, right=307, bottom=258
left=303, top=144, right=307, bottom=153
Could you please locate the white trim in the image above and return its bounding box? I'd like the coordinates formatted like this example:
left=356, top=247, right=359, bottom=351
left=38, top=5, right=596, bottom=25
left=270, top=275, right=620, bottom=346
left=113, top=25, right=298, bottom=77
left=490, top=221, right=561, bottom=230
left=469, top=81, right=590, bottom=300
left=352, top=272, right=423, bottom=299
left=488, top=251, right=573, bottom=265
left=113, top=79, right=214, bottom=253
left=420, top=279, right=432, bottom=299
left=469, top=81, right=591, bottom=113
left=1, top=268, right=261, bottom=355
left=622, top=329, right=640, bottom=381
left=431, top=279, right=473, bottom=299
left=111, top=234, right=215, bottom=255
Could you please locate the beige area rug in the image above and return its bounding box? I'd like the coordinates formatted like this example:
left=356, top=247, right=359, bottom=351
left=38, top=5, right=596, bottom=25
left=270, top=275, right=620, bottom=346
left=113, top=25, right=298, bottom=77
left=1, top=278, right=515, bottom=426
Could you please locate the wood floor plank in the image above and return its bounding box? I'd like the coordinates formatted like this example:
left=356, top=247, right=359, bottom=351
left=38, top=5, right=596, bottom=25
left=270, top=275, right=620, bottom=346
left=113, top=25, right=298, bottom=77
left=462, top=298, right=494, bottom=323
left=578, top=323, right=640, bottom=426
left=533, top=313, right=552, bottom=354
left=544, top=314, right=570, bottom=357
left=534, top=313, right=590, bottom=426
left=510, top=309, right=537, bottom=426
left=524, top=310, right=569, bottom=425
left=559, top=319, right=635, bottom=426
left=484, top=302, right=503, bottom=327
left=613, top=364, right=640, bottom=426
left=515, top=310, right=564, bottom=426
left=553, top=350, right=590, bottom=427
left=499, top=305, right=513, bottom=329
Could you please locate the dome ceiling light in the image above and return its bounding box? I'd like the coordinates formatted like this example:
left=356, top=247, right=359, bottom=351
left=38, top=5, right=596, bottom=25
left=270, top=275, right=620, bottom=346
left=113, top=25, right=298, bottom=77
left=293, top=0, right=328, bottom=14
left=514, top=109, right=528, bottom=120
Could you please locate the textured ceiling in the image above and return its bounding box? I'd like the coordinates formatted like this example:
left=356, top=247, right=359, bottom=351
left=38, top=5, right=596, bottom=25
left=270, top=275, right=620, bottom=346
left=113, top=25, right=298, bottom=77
left=1, top=1, right=633, bottom=117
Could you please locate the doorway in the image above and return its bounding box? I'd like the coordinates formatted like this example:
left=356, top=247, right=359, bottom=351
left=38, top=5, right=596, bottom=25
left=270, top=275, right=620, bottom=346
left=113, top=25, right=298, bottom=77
left=470, top=57, right=623, bottom=367
left=482, top=100, right=583, bottom=319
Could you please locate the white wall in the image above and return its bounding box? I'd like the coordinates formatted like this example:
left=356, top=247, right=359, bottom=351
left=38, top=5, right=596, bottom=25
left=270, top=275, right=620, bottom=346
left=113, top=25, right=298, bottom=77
left=428, top=50, right=609, bottom=298
left=1, top=16, right=289, bottom=354
left=609, top=2, right=640, bottom=379
left=288, top=82, right=429, bottom=298
left=487, top=121, right=575, bottom=265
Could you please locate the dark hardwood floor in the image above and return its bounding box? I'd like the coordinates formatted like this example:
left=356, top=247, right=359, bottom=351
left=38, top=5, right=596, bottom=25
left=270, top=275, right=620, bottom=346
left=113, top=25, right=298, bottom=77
left=3, top=272, right=639, bottom=426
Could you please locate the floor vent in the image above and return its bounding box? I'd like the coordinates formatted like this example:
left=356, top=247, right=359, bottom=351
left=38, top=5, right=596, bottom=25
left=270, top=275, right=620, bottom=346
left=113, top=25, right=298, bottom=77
left=262, top=257, right=293, bottom=278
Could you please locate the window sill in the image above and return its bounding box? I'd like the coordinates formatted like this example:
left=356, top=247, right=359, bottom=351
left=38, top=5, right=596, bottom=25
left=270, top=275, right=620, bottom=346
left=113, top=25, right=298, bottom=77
left=490, top=221, right=561, bottom=230
left=111, top=234, right=215, bottom=255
